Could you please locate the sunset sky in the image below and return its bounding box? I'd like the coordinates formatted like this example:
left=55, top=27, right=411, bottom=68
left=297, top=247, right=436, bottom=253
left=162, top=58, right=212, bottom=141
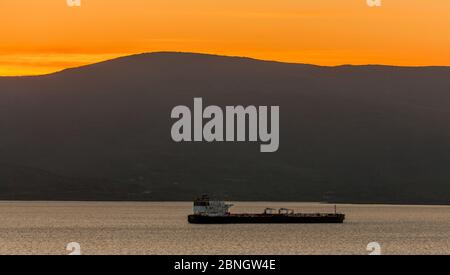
left=1, top=0, right=450, bottom=76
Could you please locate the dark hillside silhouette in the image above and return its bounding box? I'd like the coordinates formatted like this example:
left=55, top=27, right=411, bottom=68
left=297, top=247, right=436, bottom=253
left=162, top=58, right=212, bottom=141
left=1, top=52, right=450, bottom=204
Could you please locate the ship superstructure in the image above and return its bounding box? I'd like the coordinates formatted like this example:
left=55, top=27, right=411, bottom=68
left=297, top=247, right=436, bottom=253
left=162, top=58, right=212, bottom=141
left=193, top=195, right=234, bottom=216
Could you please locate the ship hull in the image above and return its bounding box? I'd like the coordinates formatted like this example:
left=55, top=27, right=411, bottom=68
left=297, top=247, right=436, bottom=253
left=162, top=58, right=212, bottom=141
left=188, top=214, right=345, bottom=224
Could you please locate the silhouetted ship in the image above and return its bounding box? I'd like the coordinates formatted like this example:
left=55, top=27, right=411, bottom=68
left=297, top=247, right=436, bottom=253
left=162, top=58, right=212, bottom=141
left=188, top=195, right=345, bottom=224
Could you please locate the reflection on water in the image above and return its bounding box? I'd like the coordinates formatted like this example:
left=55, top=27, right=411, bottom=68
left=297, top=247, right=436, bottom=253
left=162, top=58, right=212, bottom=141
left=0, top=201, right=448, bottom=255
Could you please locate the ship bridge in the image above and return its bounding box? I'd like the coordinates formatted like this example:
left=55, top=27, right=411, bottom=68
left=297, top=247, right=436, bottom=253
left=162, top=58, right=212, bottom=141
left=193, top=195, right=233, bottom=216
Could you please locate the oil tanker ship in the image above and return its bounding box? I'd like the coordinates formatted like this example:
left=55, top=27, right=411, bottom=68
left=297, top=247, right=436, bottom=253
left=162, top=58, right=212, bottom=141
left=188, top=195, right=345, bottom=224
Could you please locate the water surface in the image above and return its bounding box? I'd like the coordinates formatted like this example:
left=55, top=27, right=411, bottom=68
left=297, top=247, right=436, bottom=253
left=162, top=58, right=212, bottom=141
left=0, top=201, right=448, bottom=255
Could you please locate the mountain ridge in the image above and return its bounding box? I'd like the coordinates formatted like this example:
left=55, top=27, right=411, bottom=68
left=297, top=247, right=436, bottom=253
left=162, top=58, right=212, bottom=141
left=0, top=52, right=449, bottom=204
left=3, top=52, right=450, bottom=79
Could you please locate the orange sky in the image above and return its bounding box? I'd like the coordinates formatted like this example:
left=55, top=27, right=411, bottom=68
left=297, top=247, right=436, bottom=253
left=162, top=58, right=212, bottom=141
left=1, top=0, right=450, bottom=76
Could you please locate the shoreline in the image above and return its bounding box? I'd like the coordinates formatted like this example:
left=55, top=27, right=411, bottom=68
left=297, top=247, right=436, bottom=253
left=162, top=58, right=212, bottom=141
left=0, top=200, right=448, bottom=207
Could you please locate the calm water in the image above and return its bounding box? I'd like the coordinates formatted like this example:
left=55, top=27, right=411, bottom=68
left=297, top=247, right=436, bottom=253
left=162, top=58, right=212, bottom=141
left=0, top=201, right=448, bottom=255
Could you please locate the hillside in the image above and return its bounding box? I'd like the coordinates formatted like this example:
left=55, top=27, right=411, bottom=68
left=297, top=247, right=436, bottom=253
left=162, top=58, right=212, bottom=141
left=0, top=52, right=449, bottom=204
